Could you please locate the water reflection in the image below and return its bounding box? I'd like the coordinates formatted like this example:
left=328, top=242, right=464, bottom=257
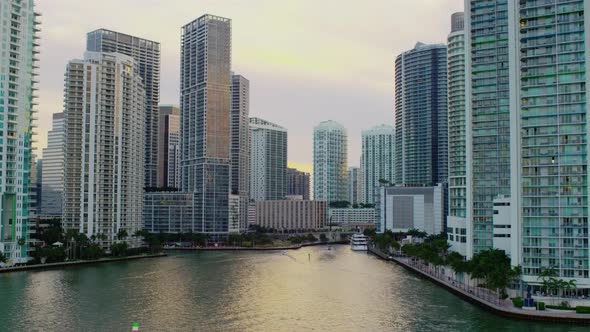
left=0, top=246, right=586, bottom=331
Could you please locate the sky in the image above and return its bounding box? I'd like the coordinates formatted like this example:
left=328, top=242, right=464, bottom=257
left=35, top=0, right=464, bottom=173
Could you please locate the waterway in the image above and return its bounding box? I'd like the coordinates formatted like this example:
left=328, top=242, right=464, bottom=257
left=0, top=245, right=586, bottom=331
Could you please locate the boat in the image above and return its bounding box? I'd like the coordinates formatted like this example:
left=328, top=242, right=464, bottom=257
left=350, top=233, right=368, bottom=251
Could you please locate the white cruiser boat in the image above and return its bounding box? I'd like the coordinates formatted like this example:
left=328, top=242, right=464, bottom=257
left=350, top=233, right=368, bottom=251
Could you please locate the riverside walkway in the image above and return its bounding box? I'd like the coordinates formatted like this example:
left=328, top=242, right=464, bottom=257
left=369, top=246, right=590, bottom=323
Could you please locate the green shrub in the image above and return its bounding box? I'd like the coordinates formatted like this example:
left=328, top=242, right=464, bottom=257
left=546, top=305, right=573, bottom=310
left=511, top=297, right=523, bottom=308
left=536, top=302, right=545, bottom=311
left=576, top=306, right=590, bottom=314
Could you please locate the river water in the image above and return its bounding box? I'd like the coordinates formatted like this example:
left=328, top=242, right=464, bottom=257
left=0, top=245, right=585, bottom=331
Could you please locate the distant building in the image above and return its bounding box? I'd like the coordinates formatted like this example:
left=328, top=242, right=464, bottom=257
left=377, top=185, right=444, bottom=235
left=361, top=124, right=395, bottom=204
left=87, top=28, right=161, bottom=187
left=328, top=208, right=376, bottom=230
left=157, top=105, right=180, bottom=188
left=63, top=52, right=145, bottom=248
left=394, top=42, right=447, bottom=186
left=287, top=168, right=310, bottom=200
left=255, top=200, right=327, bottom=232
left=314, top=121, right=348, bottom=202
left=347, top=167, right=361, bottom=205
left=249, top=117, right=288, bottom=201
left=144, top=192, right=193, bottom=233
left=41, top=113, right=65, bottom=216
left=230, top=74, right=250, bottom=231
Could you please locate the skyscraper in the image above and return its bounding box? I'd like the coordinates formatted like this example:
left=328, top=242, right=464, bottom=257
left=157, top=105, right=180, bottom=188
left=287, top=168, right=310, bottom=200
left=394, top=42, right=448, bottom=186
left=446, top=12, right=468, bottom=256
left=314, top=121, right=348, bottom=202
left=180, top=15, right=232, bottom=237
left=87, top=29, right=161, bottom=188
left=518, top=0, right=589, bottom=285
left=361, top=124, right=395, bottom=204
left=348, top=167, right=361, bottom=206
left=41, top=113, right=65, bottom=216
left=249, top=117, right=288, bottom=201
left=0, top=0, right=40, bottom=264
left=230, top=74, right=250, bottom=230
left=63, top=52, right=145, bottom=247
left=465, top=1, right=514, bottom=256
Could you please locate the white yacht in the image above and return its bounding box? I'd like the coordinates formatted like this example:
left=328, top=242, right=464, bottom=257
left=350, top=233, right=368, bottom=251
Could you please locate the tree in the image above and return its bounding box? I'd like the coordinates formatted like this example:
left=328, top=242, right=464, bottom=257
left=468, top=249, right=519, bottom=296
left=111, top=242, right=129, bottom=257
left=117, top=229, right=129, bottom=241
left=0, top=252, right=7, bottom=264
left=319, top=233, right=328, bottom=242
left=81, top=243, right=103, bottom=260
left=363, top=228, right=376, bottom=237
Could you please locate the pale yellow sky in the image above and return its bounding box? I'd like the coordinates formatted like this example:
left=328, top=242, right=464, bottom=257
left=35, top=0, right=463, bottom=172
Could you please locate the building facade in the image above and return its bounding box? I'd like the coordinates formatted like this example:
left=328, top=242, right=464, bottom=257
left=157, top=105, right=180, bottom=188
left=394, top=42, right=448, bottom=186
left=62, top=52, right=145, bottom=248
left=328, top=208, right=376, bottom=227
left=0, top=0, right=40, bottom=263
left=87, top=29, right=161, bottom=188
left=230, top=74, right=250, bottom=230
left=255, top=200, right=327, bottom=232
left=348, top=167, right=361, bottom=205
left=40, top=113, right=65, bottom=216
left=287, top=167, right=310, bottom=200
left=361, top=124, right=395, bottom=204
left=313, top=120, right=348, bottom=202
left=377, top=185, right=444, bottom=235
left=249, top=117, right=288, bottom=201
left=446, top=12, right=467, bottom=256
left=144, top=192, right=193, bottom=233
left=180, top=15, right=232, bottom=238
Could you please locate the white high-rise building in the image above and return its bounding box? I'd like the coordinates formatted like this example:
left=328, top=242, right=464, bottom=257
left=249, top=117, right=287, bottom=201
left=41, top=113, right=65, bottom=216
left=0, top=0, right=40, bottom=264
left=361, top=124, right=395, bottom=204
left=231, top=74, right=250, bottom=230
left=63, top=52, right=145, bottom=248
left=446, top=12, right=468, bottom=256
left=314, top=121, right=348, bottom=202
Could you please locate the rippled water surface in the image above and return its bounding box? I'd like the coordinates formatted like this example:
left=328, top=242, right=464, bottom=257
left=0, top=245, right=586, bottom=331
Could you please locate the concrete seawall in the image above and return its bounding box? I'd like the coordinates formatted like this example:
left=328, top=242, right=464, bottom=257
left=163, top=241, right=348, bottom=251
left=0, top=253, right=167, bottom=274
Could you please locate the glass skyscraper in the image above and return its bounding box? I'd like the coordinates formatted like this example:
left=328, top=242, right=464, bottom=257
left=157, top=105, right=180, bottom=188
left=87, top=29, right=161, bottom=188
left=314, top=121, right=348, bottom=202
left=347, top=166, right=361, bottom=206
left=180, top=14, right=232, bottom=237
left=519, top=0, right=589, bottom=284
left=361, top=124, right=395, bottom=204
left=394, top=42, right=448, bottom=186
left=0, top=0, right=40, bottom=264
left=231, top=74, right=250, bottom=230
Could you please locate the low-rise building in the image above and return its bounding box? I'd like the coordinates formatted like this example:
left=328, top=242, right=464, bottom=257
left=144, top=192, right=194, bottom=233
left=255, top=200, right=327, bottom=232
left=328, top=208, right=376, bottom=230
left=377, top=184, right=444, bottom=235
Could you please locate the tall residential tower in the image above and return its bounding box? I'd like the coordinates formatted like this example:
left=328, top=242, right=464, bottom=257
left=41, top=113, right=65, bottom=216
left=314, top=121, right=348, bottom=202
left=157, top=105, right=180, bottom=188
left=87, top=29, right=161, bottom=188
left=0, top=0, right=40, bottom=263
left=249, top=117, right=287, bottom=201
left=394, top=42, right=448, bottom=186
left=361, top=124, right=395, bottom=204
left=230, top=74, right=250, bottom=230
left=180, top=15, right=232, bottom=237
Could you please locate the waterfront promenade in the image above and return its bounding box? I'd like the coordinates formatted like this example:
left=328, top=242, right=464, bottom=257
left=0, top=253, right=167, bottom=274
left=369, top=246, right=590, bottom=323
